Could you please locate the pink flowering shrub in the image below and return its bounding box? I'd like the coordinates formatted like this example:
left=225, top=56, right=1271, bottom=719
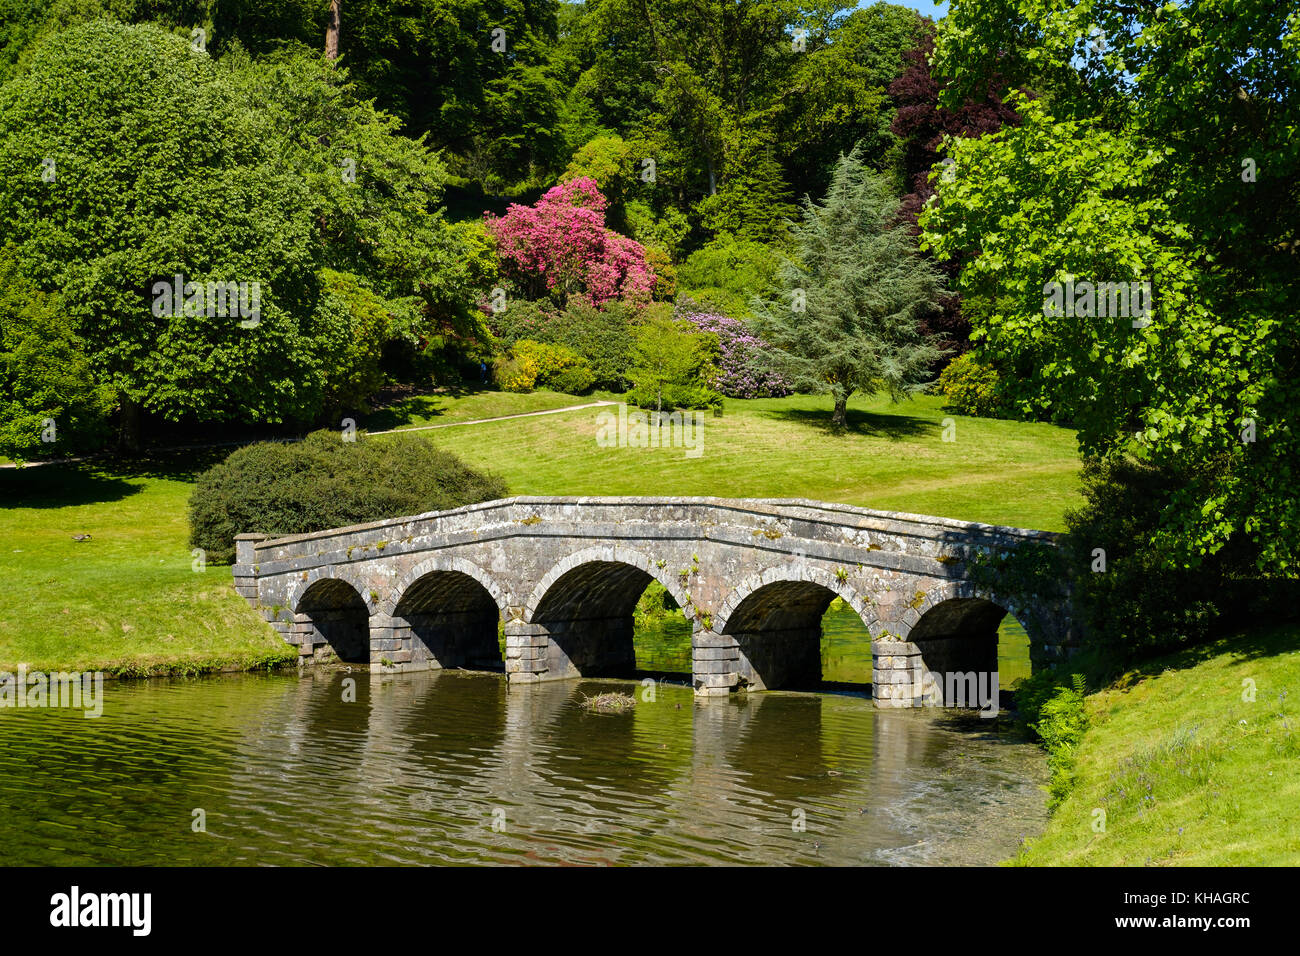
left=487, top=178, right=656, bottom=306
left=678, top=306, right=792, bottom=398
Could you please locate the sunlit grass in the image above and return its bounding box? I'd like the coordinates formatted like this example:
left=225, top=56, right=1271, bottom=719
left=1011, top=624, right=1300, bottom=865
left=419, top=389, right=1083, bottom=530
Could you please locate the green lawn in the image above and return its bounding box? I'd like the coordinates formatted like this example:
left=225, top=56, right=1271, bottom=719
left=362, top=386, right=609, bottom=431
left=0, top=452, right=293, bottom=674
left=0, top=389, right=1083, bottom=672
left=411, top=390, right=1083, bottom=531
left=1013, top=623, right=1300, bottom=865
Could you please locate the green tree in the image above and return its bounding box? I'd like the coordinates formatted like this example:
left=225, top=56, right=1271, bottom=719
left=0, top=250, right=114, bottom=462
left=627, top=313, right=720, bottom=413
left=752, top=148, right=943, bottom=425
left=923, top=0, right=1300, bottom=572
left=676, top=233, right=781, bottom=318
left=0, top=20, right=323, bottom=449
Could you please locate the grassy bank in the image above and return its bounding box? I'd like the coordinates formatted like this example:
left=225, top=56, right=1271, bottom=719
left=0, top=452, right=295, bottom=674
left=1012, top=623, right=1300, bottom=865
left=0, top=389, right=1082, bottom=672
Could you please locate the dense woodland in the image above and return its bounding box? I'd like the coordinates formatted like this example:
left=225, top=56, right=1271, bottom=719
left=0, top=1, right=1296, bottom=657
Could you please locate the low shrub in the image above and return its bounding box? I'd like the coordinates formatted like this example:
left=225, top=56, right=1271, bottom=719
left=935, top=352, right=1003, bottom=417
left=676, top=304, right=791, bottom=398
left=1024, top=672, right=1089, bottom=810
left=189, top=430, right=507, bottom=563
left=494, top=338, right=592, bottom=393
left=488, top=296, right=636, bottom=389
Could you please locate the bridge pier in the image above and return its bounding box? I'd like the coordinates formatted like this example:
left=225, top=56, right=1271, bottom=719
left=503, top=621, right=549, bottom=684
left=692, top=630, right=741, bottom=697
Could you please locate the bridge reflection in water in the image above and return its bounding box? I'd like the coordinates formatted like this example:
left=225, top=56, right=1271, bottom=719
left=0, top=668, right=1048, bottom=865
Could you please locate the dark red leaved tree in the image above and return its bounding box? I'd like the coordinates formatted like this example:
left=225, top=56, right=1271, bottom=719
left=889, top=27, right=1026, bottom=358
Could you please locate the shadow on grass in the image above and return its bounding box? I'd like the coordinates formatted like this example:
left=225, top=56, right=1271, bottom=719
left=760, top=405, right=935, bottom=440
left=1117, top=617, right=1300, bottom=685
left=0, top=448, right=235, bottom=509
left=1, top=462, right=142, bottom=509
left=362, top=383, right=492, bottom=431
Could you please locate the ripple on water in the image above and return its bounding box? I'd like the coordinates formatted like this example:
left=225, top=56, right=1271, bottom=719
left=0, top=669, right=1046, bottom=866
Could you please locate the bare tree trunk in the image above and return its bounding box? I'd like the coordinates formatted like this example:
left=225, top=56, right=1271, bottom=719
left=118, top=394, right=142, bottom=454
left=831, top=394, right=848, bottom=427
left=325, top=0, right=341, bottom=60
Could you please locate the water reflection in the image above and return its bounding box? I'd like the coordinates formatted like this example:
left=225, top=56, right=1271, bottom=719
left=0, top=668, right=1046, bottom=866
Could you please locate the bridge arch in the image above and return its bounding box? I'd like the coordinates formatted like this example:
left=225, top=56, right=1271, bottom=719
left=524, top=546, right=692, bottom=625
left=292, top=575, right=371, bottom=663
left=383, top=556, right=508, bottom=619
left=387, top=556, right=507, bottom=670
left=714, top=565, right=876, bottom=638
left=885, top=581, right=1032, bottom=705
left=713, top=565, right=876, bottom=691
left=522, top=545, right=694, bottom=679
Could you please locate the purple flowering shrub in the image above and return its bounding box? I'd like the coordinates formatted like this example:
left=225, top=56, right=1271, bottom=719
left=678, top=306, right=791, bottom=398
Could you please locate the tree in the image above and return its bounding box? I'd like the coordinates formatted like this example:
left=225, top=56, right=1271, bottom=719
left=0, top=22, right=486, bottom=449
left=888, top=24, right=1022, bottom=357
left=0, top=250, right=114, bottom=462
left=627, top=313, right=720, bottom=414
left=0, top=21, right=324, bottom=449
left=325, top=0, right=341, bottom=59
left=752, top=148, right=944, bottom=426
left=487, top=177, right=656, bottom=305
left=922, top=0, right=1300, bottom=572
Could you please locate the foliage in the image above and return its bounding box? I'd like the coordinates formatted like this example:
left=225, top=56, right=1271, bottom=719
left=311, top=270, right=389, bottom=415
left=488, top=295, right=637, bottom=390
left=935, top=352, right=1003, bottom=418
left=633, top=580, right=680, bottom=630
left=188, top=430, right=507, bottom=564
left=488, top=178, right=656, bottom=306
left=0, top=21, right=323, bottom=437
left=751, top=148, right=944, bottom=425
left=1061, top=458, right=1269, bottom=659
left=888, top=24, right=1022, bottom=355
left=0, top=250, right=114, bottom=461
left=0, top=22, right=488, bottom=443
left=677, top=305, right=790, bottom=398
left=1026, top=672, right=1089, bottom=811
left=777, top=3, right=928, bottom=198
left=626, top=315, right=721, bottom=412
left=494, top=339, right=591, bottom=393
left=676, top=233, right=782, bottom=318
left=923, top=0, right=1300, bottom=573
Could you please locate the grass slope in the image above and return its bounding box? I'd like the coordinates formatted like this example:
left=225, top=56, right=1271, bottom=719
left=0, top=455, right=293, bottom=674
left=415, top=391, right=1082, bottom=531
left=0, top=389, right=1082, bottom=672
left=1014, top=624, right=1300, bottom=865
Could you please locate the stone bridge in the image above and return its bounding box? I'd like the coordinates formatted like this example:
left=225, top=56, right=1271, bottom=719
left=232, top=497, right=1075, bottom=706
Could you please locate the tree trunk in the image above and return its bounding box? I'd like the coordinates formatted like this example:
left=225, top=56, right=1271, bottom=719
left=831, top=394, right=848, bottom=427
left=325, top=0, right=341, bottom=60
left=118, top=394, right=142, bottom=454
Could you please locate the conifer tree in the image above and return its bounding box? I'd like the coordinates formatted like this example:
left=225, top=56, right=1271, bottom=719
left=752, top=148, right=944, bottom=426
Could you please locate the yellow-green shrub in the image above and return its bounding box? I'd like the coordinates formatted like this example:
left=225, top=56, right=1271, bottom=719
left=494, top=339, right=591, bottom=392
